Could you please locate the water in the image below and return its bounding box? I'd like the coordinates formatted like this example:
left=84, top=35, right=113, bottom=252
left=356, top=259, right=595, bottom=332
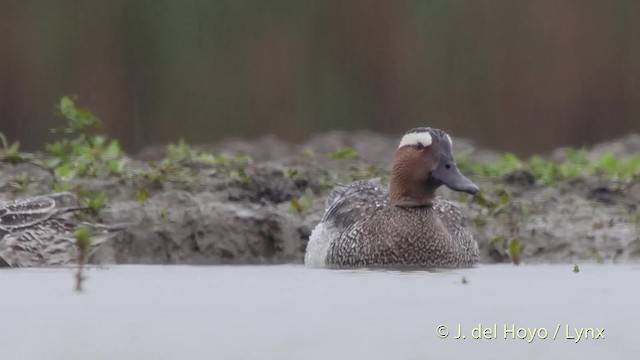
left=1, top=264, right=638, bottom=360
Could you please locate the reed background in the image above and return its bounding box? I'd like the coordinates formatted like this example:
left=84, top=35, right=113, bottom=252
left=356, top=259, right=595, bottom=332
left=1, top=0, right=639, bottom=155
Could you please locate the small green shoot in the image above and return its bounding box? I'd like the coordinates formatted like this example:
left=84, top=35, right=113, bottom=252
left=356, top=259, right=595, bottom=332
left=166, top=139, right=193, bottom=163
left=0, top=133, right=29, bottom=164
left=136, top=190, right=150, bottom=202
left=472, top=189, right=511, bottom=215
left=573, top=264, right=580, bottom=273
left=74, top=225, right=93, bottom=292
left=159, top=208, right=169, bottom=223
left=302, top=148, right=315, bottom=159
left=77, top=189, right=107, bottom=215
left=289, top=188, right=315, bottom=214
left=508, top=239, right=524, bottom=265
left=284, top=168, right=298, bottom=178
left=55, top=96, right=101, bottom=133
left=328, top=147, right=359, bottom=160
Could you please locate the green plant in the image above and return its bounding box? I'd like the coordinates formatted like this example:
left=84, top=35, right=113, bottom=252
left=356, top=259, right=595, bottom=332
left=460, top=148, right=640, bottom=185
left=284, top=168, right=299, bottom=178
left=472, top=189, right=511, bottom=215
left=5, top=173, right=37, bottom=194
left=0, top=133, right=30, bottom=164
left=74, top=225, right=92, bottom=292
left=76, top=189, right=107, bottom=215
left=328, top=146, right=359, bottom=160
left=289, top=188, right=315, bottom=213
left=143, top=139, right=253, bottom=187
left=159, top=208, right=169, bottom=222
left=508, top=239, right=524, bottom=265
left=46, top=96, right=126, bottom=182
left=136, top=189, right=150, bottom=202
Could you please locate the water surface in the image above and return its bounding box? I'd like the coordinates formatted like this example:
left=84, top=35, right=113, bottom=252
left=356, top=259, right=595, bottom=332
left=1, top=264, right=638, bottom=359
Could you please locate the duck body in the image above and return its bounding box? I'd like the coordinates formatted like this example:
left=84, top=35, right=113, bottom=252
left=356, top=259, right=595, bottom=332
left=0, top=192, right=124, bottom=268
left=305, top=127, right=480, bottom=269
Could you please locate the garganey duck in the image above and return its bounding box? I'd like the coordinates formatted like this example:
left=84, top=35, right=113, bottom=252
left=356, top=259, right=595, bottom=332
left=305, top=127, right=480, bottom=268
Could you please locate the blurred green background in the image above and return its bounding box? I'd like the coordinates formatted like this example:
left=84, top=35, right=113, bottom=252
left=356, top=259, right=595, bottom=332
left=1, top=0, right=639, bottom=155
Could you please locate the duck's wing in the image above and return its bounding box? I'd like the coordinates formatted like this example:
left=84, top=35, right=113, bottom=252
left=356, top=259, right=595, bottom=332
left=0, top=192, right=85, bottom=232
left=322, top=178, right=388, bottom=229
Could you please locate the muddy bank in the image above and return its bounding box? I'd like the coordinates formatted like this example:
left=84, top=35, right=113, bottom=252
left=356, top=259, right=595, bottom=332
left=1, top=131, right=639, bottom=265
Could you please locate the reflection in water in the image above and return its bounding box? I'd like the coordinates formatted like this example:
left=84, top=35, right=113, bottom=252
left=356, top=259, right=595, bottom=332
left=1, top=264, right=638, bottom=359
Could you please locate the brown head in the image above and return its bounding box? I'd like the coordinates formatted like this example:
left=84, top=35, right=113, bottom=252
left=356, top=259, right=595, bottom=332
left=389, top=127, right=479, bottom=207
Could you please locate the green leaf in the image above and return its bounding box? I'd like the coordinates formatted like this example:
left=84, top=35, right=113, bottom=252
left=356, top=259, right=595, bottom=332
left=285, top=168, right=298, bottom=178
left=508, top=239, right=524, bottom=265
left=54, top=163, right=77, bottom=182
left=328, top=147, right=359, bottom=160
left=91, top=135, right=107, bottom=148
left=104, top=140, right=122, bottom=159
left=289, top=198, right=302, bottom=213
left=75, top=226, right=93, bottom=250
left=289, top=188, right=314, bottom=213
left=593, top=152, right=617, bottom=176
left=566, top=148, right=588, bottom=165
left=59, top=96, right=76, bottom=120
left=496, top=192, right=511, bottom=207
left=489, top=236, right=506, bottom=246
left=500, top=152, right=522, bottom=170
left=136, top=190, right=150, bottom=202
left=78, top=190, right=107, bottom=215
left=472, top=190, right=492, bottom=209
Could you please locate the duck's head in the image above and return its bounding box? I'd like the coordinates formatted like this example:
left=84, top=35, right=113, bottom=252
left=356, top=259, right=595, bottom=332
left=389, top=127, right=479, bottom=207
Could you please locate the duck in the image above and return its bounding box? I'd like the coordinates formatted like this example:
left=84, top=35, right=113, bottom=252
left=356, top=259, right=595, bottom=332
left=0, top=192, right=126, bottom=268
left=305, top=127, right=480, bottom=268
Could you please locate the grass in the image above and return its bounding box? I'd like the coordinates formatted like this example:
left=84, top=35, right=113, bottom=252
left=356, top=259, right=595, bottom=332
left=328, top=146, right=359, bottom=160
left=457, top=149, right=640, bottom=185
left=0, top=133, right=31, bottom=165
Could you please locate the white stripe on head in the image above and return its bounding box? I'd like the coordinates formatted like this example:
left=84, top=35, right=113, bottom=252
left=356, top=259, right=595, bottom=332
left=446, top=134, right=452, bottom=146
left=398, top=132, right=433, bottom=149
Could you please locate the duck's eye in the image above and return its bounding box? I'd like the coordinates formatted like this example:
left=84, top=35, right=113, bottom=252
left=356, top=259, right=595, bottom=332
left=415, top=142, right=424, bottom=149
left=445, top=164, right=451, bottom=169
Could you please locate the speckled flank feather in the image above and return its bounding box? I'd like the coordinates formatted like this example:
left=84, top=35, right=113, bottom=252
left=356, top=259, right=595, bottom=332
left=0, top=193, right=124, bottom=268
left=310, top=182, right=478, bottom=268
